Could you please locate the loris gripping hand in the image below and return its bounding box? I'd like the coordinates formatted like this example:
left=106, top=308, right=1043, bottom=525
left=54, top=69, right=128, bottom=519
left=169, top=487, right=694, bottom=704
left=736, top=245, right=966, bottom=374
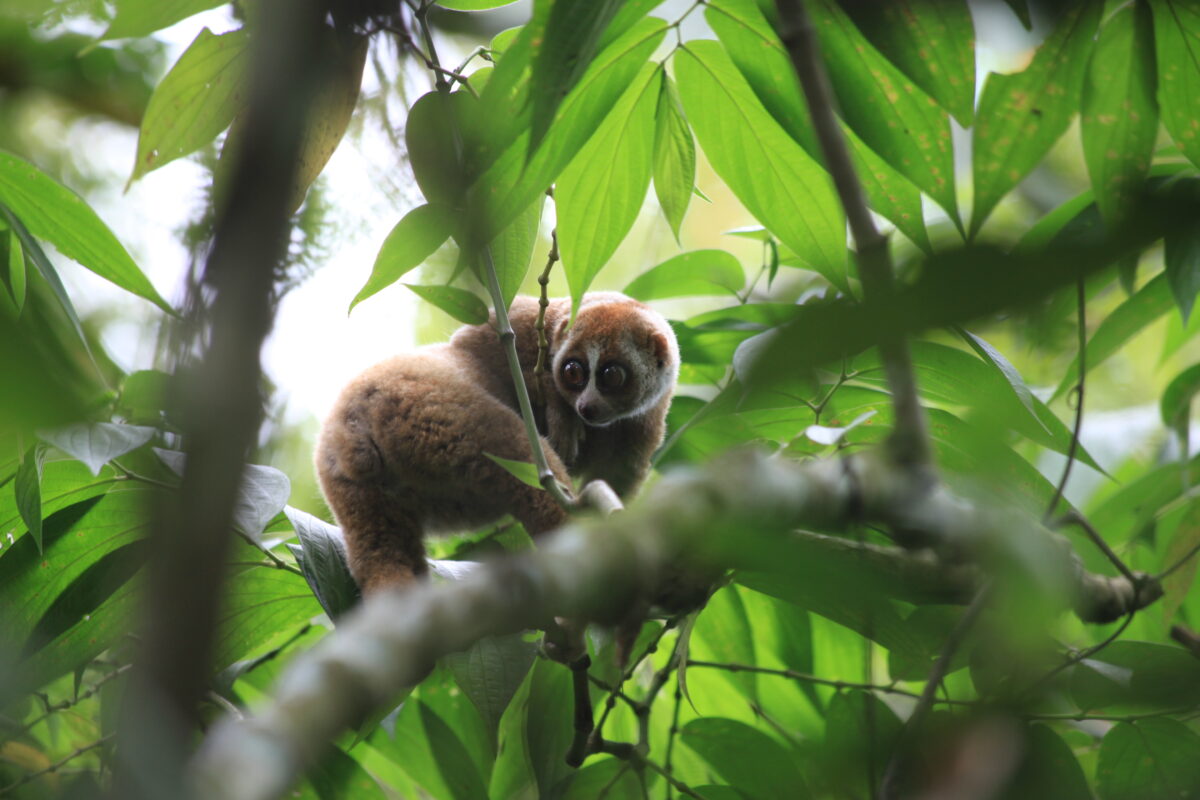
left=315, top=292, right=680, bottom=594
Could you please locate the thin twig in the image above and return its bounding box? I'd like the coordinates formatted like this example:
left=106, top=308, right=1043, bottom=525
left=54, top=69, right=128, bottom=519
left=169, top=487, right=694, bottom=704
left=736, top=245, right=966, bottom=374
left=879, top=583, right=992, bottom=800
left=664, top=674, right=683, bottom=800
left=1171, top=625, right=1200, bottom=660
left=774, top=0, right=934, bottom=477
left=1158, top=538, right=1200, bottom=581
left=1056, top=511, right=1136, bottom=585
left=565, top=655, right=596, bottom=767
left=685, top=660, right=974, bottom=705
left=0, top=734, right=114, bottom=796
left=533, top=227, right=560, bottom=410
left=590, top=621, right=676, bottom=750
left=13, top=665, right=132, bottom=740
left=1046, top=279, right=1087, bottom=520
left=1022, top=610, right=1136, bottom=702
left=598, top=741, right=704, bottom=800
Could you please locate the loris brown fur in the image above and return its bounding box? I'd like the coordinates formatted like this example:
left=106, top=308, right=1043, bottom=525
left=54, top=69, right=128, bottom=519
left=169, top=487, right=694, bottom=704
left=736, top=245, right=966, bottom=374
left=315, top=292, right=680, bottom=594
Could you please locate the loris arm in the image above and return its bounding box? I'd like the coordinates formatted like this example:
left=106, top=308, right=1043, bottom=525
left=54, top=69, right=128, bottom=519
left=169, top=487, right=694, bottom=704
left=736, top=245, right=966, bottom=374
left=575, top=410, right=666, bottom=499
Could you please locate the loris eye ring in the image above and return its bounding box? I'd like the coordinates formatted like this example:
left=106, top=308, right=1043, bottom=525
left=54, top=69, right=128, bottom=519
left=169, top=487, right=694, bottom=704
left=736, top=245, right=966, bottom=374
left=598, top=363, right=627, bottom=390
left=561, top=359, right=587, bottom=389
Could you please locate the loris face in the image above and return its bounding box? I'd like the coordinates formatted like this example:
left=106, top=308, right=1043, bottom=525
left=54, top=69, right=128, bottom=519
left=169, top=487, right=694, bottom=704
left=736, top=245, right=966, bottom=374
left=551, top=294, right=680, bottom=427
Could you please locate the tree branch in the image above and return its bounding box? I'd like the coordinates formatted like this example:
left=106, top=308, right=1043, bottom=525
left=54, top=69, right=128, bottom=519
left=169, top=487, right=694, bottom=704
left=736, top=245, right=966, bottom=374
left=774, top=0, right=933, bottom=478
left=186, top=449, right=1161, bottom=800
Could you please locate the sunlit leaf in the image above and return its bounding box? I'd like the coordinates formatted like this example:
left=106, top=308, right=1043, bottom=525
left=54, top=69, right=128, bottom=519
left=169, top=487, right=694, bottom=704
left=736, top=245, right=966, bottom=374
left=490, top=194, right=544, bottom=311
left=1165, top=202, right=1200, bottom=322
left=350, top=204, right=456, bottom=313
left=1097, top=720, right=1200, bottom=800
left=1150, top=0, right=1200, bottom=170
left=971, top=3, right=1101, bottom=236
left=1080, top=3, right=1158, bottom=225
left=3, top=226, right=24, bottom=313
left=39, top=423, right=156, bottom=477
left=681, top=717, right=809, bottom=800
left=1159, top=499, right=1200, bottom=622
left=623, top=250, right=744, bottom=301
left=212, top=564, right=319, bottom=670
left=435, top=0, right=521, bottom=9
left=557, top=64, right=659, bottom=310
left=691, top=584, right=758, bottom=704
left=675, top=42, right=846, bottom=288
left=130, top=27, right=249, bottom=184
left=484, top=452, right=543, bottom=490
left=0, top=152, right=172, bottom=313
left=405, top=284, right=489, bottom=325
left=102, top=0, right=225, bottom=39
left=823, top=691, right=902, bottom=794
left=653, top=73, right=695, bottom=242
left=14, top=444, right=46, bottom=554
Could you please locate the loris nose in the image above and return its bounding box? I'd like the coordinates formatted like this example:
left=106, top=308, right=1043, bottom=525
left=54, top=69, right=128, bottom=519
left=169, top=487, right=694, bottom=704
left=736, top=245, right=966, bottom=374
left=578, top=402, right=598, bottom=422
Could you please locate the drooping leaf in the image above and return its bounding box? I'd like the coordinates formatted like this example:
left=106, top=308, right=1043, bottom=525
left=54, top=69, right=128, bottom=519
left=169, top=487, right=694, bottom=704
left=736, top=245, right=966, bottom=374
left=653, top=74, right=695, bottom=242
left=675, top=42, right=846, bottom=288
left=0, top=152, right=173, bottom=313
left=3, top=226, right=24, bottom=313
left=681, top=717, right=809, bottom=800
left=971, top=3, right=1101, bottom=236
left=557, top=63, right=659, bottom=310
left=102, top=0, right=226, bottom=39
left=490, top=194, right=544, bottom=311
left=39, top=423, right=156, bottom=477
left=1097, top=720, right=1200, bottom=800
left=444, top=633, right=538, bottom=738
left=705, top=0, right=931, bottom=250
left=1052, top=273, right=1174, bottom=400
left=1165, top=203, right=1200, bottom=322
left=0, top=207, right=90, bottom=349
left=523, top=659, right=574, bottom=798
left=14, top=444, right=46, bottom=554
left=1080, top=2, right=1158, bottom=226
left=1162, top=362, right=1200, bottom=431
left=405, top=284, right=489, bottom=325
left=842, top=0, right=976, bottom=126
left=998, top=724, right=1091, bottom=800
left=529, top=0, right=623, bottom=154
left=130, top=27, right=249, bottom=184
left=436, top=0, right=521, bottom=8
left=285, top=506, right=359, bottom=621
left=484, top=452, right=543, bottom=490
left=1150, top=0, right=1200, bottom=170
left=406, top=90, right=476, bottom=209
left=623, top=250, right=744, bottom=301
left=152, top=449, right=290, bottom=539
left=958, top=328, right=1041, bottom=427
left=807, top=0, right=959, bottom=225
left=350, top=204, right=456, bottom=313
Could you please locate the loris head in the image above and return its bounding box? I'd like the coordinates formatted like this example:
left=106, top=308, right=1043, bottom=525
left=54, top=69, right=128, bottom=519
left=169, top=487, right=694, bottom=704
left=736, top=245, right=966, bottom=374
left=551, top=292, right=680, bottom=427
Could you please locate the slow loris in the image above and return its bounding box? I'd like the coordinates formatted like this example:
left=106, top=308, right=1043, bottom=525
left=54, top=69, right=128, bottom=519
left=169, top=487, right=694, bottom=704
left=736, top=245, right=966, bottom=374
left=316, top=292, right=680, bottom=593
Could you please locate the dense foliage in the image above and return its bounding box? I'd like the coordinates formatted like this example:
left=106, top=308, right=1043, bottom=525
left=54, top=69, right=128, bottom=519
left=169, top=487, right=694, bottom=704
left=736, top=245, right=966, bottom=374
left=4, top=0, right=1200, bottom=798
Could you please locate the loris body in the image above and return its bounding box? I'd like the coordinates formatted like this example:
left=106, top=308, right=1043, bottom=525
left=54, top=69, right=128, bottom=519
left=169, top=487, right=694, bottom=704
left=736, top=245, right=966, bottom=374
left=316, top=292, right=680, bottom=593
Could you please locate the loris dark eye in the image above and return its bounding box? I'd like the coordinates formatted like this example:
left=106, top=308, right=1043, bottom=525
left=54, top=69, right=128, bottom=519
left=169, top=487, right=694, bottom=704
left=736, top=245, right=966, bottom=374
left=598, top=363, right=627, bottom=390
left=561, top=359, right=587, bottom=389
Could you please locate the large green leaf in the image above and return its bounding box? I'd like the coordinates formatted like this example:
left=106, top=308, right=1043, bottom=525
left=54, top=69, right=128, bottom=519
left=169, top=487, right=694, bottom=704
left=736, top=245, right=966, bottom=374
left=971, top=3, right=1101, bottom=235
left=691, top=584, right=758, bottom=704
left=706, top=0, right=931, bottom=250
left=1097, top=719, right=1200, bottom=800
left=212, top=564, right=321, bottom=671
left=1165, top=199, right=1200, bottom=322
left=1080, top=3, right=1158, bottom=225
left=1052, top=272, right=1174, bottom=400
left=376, top=696, right=490, bottom=800
left=490, top=193, right=544, bottom=310
left=822, top=691, right=902, bottom=795
left=1070, top=640, right=1200, bottom=712
left=102, top=0, right=225, bottom=39
left=0, top=152, right=172, bottom=313
left=405, top=284, right=489, bottom=325
left=130, top=27, right=249, bottom=184
left=350, top=204, right=456, bottom=313
left=808, top=0, right=958, bottom=224
left=557, top=64, right=659, bottom=309
left=998, top=724, right=1091, bottom=800
left=444, top=633, right=537, bottom=739
left=1162, top=362, right=1200, bottom=430
left=675, top=42, right=846, bottom=288
left=842, top=0, right=976, bottom=126
left=681, top=717, right=809, bottom=800
left=1150, top=0, right=1200, bottom=170
left=285, top=506, right=359, bottom=622
left=40, top=423, right=156, bottom=477
left=653, top=73, right=695, bottom=242
left=623, top=250, right=744, bottom=301
left=0, top=458, right=117, bottom=552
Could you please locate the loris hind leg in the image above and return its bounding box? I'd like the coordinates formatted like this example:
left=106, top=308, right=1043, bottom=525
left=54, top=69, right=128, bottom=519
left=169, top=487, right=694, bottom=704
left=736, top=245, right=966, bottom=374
left=319, top=366, right=572, bottom=595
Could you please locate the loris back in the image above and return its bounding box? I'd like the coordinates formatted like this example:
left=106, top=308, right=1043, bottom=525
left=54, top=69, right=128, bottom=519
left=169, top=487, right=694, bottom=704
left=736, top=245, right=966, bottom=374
left=316, top=292, right=680, bottom=593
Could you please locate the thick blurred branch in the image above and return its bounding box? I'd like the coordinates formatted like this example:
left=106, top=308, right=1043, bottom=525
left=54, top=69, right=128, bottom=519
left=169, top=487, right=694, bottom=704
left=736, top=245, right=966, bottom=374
left=119, top=0, right=329, bottom=795
left=187, top=448, right=1161, bottom=800
left=774, top=0, right=933, bottom=478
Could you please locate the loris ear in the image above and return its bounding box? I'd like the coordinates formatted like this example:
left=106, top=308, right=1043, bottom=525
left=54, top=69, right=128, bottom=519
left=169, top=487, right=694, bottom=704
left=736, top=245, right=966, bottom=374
left=649, top=332, right=670, bottom=368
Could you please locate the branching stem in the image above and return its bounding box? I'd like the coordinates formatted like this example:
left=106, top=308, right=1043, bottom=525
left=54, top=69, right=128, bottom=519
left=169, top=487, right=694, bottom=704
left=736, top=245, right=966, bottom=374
left=534, top=227, right=560, bottom=409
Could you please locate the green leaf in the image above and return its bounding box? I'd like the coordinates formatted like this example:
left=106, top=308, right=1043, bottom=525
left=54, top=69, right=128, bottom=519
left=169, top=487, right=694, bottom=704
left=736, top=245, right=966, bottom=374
left=484, top=452, right=543, bottom=490
left=691, top=584, right=758, bottom=704
left=39, top=423, right=156, bottom=477
left=705, top=0, right=931, bottom=251
left=971, top=3, right=1101, bottom=236
left=623, top=250, right=744, bottom=301
left=1150, top=0, right=1200, bottom=170
left=842, top=0, right=976, bottom=126
left=822, top=691, right=902, bottom=794
left=681, top=717, right=809, bottom=800
left=435, top=0, right=521, bottom=9
left=130, top=27, right=249, bottom=184
left=1052, top=272, right=1174, bottom=401
left=102, top=0, right=225, bottom=39
left=557, top=63, right=659, bottom=310
left=468, top=17, right=667, bottom=244
left=153, top=449, right=290, bottom=538
left=808, top=0, right=959, bottom=225
left=1097, top=720, right=1200, bottom=800
left=212, top=564, right=320, bottom=670
left=653, top=74, right=695, bottom=242
left=958, top=328, right=1041, bottom=429
left=3, top=226, right=24, bottom=313
left=998, top=724, right=1091, bottom=800
left=1080, top=3, right=1158, bottom=226
left=0, top=459, right=116, bottom=552
left=1162, top=362, right=1200, bottom=430
left=0, top=206, right=90, bottom=347
left=406, top=91, right=474, bottom=209
left=305, top=745, right=387, bottom=800
left=1165, top=206, right=1200, bottom=322
left=1003, top=0, right=1033, bottom=30
left=490, top=194, right=544, bottom=311
left=350, top=204, right=455, bottom=313
left=1071, top=641, right=1200, bottom=712
left=14, top=444, right=46, bottom=554
left=0, top=152, right=172, bottom=314
left=405, top=284, right=489, bottom=325
left=1160, top=499, right=1200, bottom=621
left=675, top=42, right=846, bottom=289
left=529, top=0, right=623, bottom=153
left=444, top=633, right=538, bottom=738
left=285, top=506, right=359, bottom=622
left=383, top=699, right=491, bottom=800
left=523, top=659, right=574, bottom=798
